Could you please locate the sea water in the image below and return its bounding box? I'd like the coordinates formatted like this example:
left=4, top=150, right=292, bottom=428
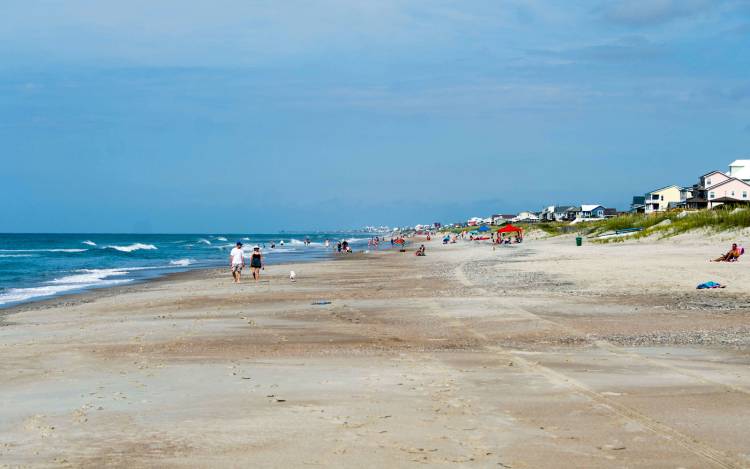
left=0, top=233, right=370, bottom=307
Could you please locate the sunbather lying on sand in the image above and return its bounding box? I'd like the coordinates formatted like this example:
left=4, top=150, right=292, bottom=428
left=712, top=243, right=742, bottom=262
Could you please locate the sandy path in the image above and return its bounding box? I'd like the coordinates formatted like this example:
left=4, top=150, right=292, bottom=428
left=1, top=236, right=749, bottom=468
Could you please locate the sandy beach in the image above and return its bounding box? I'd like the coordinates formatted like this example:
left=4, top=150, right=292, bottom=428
left=2, top=235, right=750, bottom=468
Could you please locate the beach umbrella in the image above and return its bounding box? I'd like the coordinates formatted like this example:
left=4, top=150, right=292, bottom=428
left=478, top=225, right=490, bottom=232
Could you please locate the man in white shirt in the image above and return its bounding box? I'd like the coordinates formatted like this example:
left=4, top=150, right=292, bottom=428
left=229, top=242, right=245, bottom=283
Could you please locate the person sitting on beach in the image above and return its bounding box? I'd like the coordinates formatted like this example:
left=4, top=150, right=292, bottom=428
left=712, top=243, right=742, bottom=262
left=415, top=245, right=426, bottom=256
left=229, top=242, right=245, bottom=283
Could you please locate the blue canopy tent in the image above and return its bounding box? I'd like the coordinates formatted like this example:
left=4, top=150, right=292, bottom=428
left=478, top=225, right=490, bottom=232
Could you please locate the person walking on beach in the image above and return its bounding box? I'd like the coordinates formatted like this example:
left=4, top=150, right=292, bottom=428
left=230, top=242, right=245, bottom=283
left=250, top=246, right=263, bottom=281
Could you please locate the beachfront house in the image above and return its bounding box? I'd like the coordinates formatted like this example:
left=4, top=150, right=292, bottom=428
left=491, top=214, right=515, bottom=225
left=644, top=185, right=687, bottom=214
left=580, top=205, right=605, bottom=218
left=707, top=178, right=750, bottom=208
left=630, top=196, right=646, bottom=213
left=686, top=169, right=750, bottom=209
left=467, top=217, right=483, bottom=226
left=728, top=160, right=750, bottom=183
left=512, top=211, right=540, bottom=223
left=604, top=208, right=618, bottom=218
left=563, top=205, right=607, bottom=221
left=540, top=205, right=573, bottom=222
left=563, top=206, right=580, bottom=221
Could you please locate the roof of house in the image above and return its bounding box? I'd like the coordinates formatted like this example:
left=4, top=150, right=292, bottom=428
left=729, top=160, right=750, bottom=167
left=581, top=204, right=604, bottom=211
left=553, top=205, right=573, bottom=213
left=701, top=169, right=727, bottom=178
left=710, top=196, right=750, bottom=204
left=647, top=184, right=682, bottom=194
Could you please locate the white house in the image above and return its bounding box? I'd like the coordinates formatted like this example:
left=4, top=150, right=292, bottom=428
left=491, top=214, right=515, bottom=225
left=728, top=160, right=750, bottom=183
left=512, top=211, right=540, bottom=223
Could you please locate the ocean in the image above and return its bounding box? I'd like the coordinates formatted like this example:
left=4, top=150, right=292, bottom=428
left=0, top=233, right=373, bottom=308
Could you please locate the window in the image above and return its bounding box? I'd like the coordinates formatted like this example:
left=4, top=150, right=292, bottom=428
left=660, top=195, right=664, bottom=201
left=709, top=192, right=715, bottom=199
left=707, top=178, right=711, bottom=186
left=731, top=191, right=735, bottom=197
left=652, top=194, right=659, bottom=200
left=744, top=191, right=748, bottom=199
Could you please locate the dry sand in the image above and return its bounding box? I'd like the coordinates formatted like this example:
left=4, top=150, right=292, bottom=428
left=1, top=234, right=750, bottom=468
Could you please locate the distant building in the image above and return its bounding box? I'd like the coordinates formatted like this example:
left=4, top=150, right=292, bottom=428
left=728, top=160, right=750, bottom=182
left=580, top=205, right=606, bottom=218
left=630, top=196, right=645, bottom=213
left=644, top=185, right=688, bottom=214
left=491, top=214, right=515, bottom=225
left=563, top=205, right=607, bottom=220
left=686, top=169, right=750, bottom=209
left=512, top=211, right=540, bottom=223
left=540, top=205, right=574, bottom=222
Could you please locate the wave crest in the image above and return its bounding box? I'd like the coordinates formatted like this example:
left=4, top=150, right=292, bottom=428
left=105, top=243, right=158, bottom=253
left=170, top=258, right=194, bottom=267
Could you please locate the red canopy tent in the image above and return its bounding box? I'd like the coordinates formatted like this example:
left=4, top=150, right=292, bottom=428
left=497, top=224, right=523, bottom=234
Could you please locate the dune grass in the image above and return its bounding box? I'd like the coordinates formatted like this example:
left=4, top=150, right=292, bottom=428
left=590, top=208, right=750, bottom=243
left=439, top=208, right=750, bottom=242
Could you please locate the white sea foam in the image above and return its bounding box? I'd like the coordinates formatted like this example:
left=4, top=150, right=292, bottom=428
left=197, top=238, right=211, bottom=245
left=0, top=269, right=132, bottom=306
left=50, top=269, right=130, bottom=285
left=82, top=240, right=97, bottom=246
left=242, top=237, right=250, bottom=241
left=169, top=258, right=194, bottom=267
left=0, top=254, right=34, bottom=258
left=0, top=248, right=87, bottom=253
left=215, top=236, right=228, bottom=241
left=265, top=247, right=295, bottom=253
left=105, top=243, right=158, bottom=253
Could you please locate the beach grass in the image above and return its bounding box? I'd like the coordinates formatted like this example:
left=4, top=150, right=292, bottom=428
left=438, top=208, right=750, bottom=242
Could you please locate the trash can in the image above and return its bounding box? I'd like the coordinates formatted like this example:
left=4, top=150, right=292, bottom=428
left=576, top=236, right=582, bottom=247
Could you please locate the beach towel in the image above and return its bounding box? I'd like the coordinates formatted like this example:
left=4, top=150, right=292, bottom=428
left=696, top=281, right=725, bottom=289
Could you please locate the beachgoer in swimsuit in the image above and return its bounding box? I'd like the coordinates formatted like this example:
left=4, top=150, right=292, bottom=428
left=250, top=246, right=263, bottom=280
left=713, top=243, right=741, bottom=262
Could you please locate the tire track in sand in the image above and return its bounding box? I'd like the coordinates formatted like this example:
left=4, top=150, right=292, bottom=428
left=449, top=261, right=745, bottom=469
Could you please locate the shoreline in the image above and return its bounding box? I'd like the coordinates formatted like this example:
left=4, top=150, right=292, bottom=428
left=0, top=246, right=387, bottom=316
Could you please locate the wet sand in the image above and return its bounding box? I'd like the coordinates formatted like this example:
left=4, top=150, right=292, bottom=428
left=1, top=236, right=750, bottom=468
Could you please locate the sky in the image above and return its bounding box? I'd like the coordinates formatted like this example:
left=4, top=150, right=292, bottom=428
left=1, top=0, right=749, bottom=232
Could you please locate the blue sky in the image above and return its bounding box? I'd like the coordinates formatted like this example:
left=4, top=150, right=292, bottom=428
left=1, top=0, right=749, bottom=232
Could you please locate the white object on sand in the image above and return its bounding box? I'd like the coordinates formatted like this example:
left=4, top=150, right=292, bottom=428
left=289, top=271, right=296, bottom=282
